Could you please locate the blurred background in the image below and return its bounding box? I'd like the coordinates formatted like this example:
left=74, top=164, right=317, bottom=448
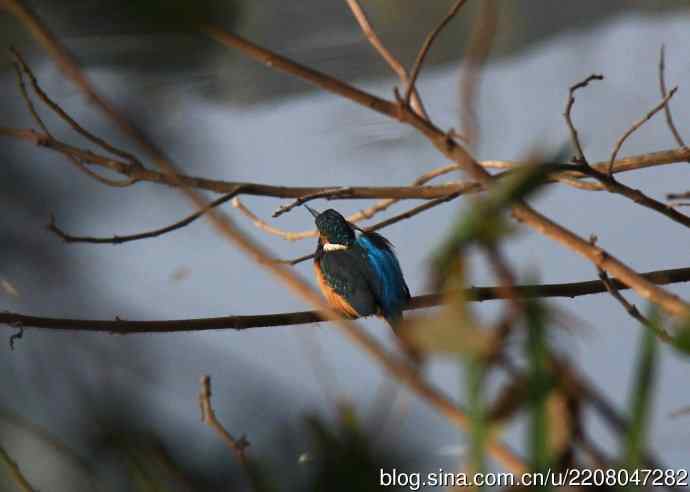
left=1, top=0, right=690, bottom=490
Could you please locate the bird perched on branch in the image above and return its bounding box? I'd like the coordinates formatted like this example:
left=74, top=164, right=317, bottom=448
left=306, top=206, right=414, bottom=357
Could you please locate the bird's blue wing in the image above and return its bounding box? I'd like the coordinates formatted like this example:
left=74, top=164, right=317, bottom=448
left=356, top=232, right=410, bottom=324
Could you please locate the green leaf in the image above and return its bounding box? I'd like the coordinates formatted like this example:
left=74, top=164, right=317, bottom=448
left=525, top=300, right=553, bottom=479
left=624, top=323, right=658, bottom=469
left=466, top=356, right=488, bottom=480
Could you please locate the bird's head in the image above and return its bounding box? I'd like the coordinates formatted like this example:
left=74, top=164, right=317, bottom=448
left=306, top=206, right=355, bottom=247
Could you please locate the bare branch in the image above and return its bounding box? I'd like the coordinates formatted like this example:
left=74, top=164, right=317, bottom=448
left=563, top=74, right=604, bottom=164
left=4, top=124, right=690, bottom=199
left=12, top=50, right=136, bottom=188
left=404, top=0, right=470, bottom=106
left=4, top=0, right=174, bottom=162
left=47, top=190, right=240, bottom=244
left=597, top=270, right=668, bottom=338
left=273, top=187, right=353, bottom=218
left=658, top=45, right=688, bottom=153
left=234, top=198, right=317, bottom=241
left=3, top=266, right=690, bottom=333
left=365, top=192, right=460, bottom=232
left=459, top=0, right=498, bottom=147
left=198, top=376, right=252, bottom=479
left=608, top=86, right=678, bottom=175
left=204, top=26, right=400, bottom=120
left=11, top=47, right=142, bottom=167
left=345, top=0, right=429, bottom=119
left=573, top=163, right=690, bottom=230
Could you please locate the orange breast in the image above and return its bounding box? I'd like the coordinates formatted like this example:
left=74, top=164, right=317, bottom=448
left=313, top=261, right=359, bottom=318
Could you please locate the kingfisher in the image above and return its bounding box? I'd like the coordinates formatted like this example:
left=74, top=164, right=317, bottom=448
left=306, top=205, right=412, bottom=347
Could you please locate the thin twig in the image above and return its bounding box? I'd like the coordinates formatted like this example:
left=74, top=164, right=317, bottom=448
left=234, top=198, right=316, bottom=241
left=667, top=191, right=690, bottom=201
left=11, top=47, right=142, bottom=167
left=49, top=184, right=460, bottom=246
left=12, top=51, right=135, bottom=188
left=198, top=376, right=252, bottom=477
left=364, top=192, right=460, bottom=232
left=4, top=0, right=170, bottom=163
left=572, top=163, right=690, bottom=230
left=2, top=266, right=690, bottom=333
left=608, top=86, right=678, bottom=175
left=345, top=0, right=429, bottom=119
left=404, top=0, right=470, bottom=106
left=658, top=45, right=687, bottom=154
left=275, top=252, right=315, bottom=266
left=591, top=235, right=671, bottom=343
left=48, top=190, right=240, bottom=244
left=563, top=74, right=604, bottom=164
left=273, top=187, right=352, bottom=218
left=597, top=269, right=665, bottom=336
left=458, top=0, right=497, bottom=147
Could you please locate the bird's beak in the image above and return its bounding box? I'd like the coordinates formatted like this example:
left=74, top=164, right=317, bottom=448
left=305, top=205, right=320, bottom=218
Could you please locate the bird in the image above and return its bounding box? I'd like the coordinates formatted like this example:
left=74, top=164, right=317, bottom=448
left=306, top=205, right=413, bottom=351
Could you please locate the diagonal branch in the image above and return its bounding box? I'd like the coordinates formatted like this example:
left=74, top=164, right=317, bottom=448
left=345, top=0, right=429, bottom=119
left=458, top=0, right=498, bottom=147
left=198, top=376, right=252, bottom=474
left=608, top=86, right=678, bottom=176
left=404, top=0, right=470, bottom=106
left=12, top=51, right=136, bottom=188
left=4, top=0, right=172, bottom=163
left=11, top=47, right=142, bottom=168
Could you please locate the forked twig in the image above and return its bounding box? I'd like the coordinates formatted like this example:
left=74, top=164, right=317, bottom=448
left=608, top=86, right=678, bottom=175
left=198, top=376, right=252, bottom=476
left=404, top=0, right=470, bottom=106
left=563, top=74, right=604, bottom=164
left=345, top=0, right=429, bottom=119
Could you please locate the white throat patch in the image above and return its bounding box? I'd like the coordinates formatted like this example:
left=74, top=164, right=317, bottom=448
left=323, top=243, right=348, bottom=252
